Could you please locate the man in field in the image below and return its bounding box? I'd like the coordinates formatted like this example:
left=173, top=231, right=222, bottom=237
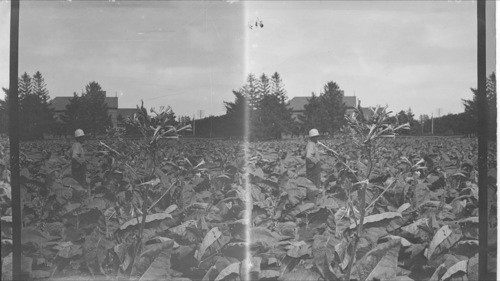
left=305, top=128, right=322, bottom=188
left=71, top=129, right=88, bottom=194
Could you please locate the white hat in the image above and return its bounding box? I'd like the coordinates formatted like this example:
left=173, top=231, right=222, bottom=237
left=309, top=129, right=319, bottom=137
left=75, top=129, right=85, bottom=138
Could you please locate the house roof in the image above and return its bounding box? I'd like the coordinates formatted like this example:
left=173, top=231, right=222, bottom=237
left=343, top=96, right=357, bottom=108
left=117, top=108, right=138, bottom=118
left=287, top=95, right=358, bottom=111
left=50, top=96, right=118, bottom=111
left=288, top=97, right=310, bottom=111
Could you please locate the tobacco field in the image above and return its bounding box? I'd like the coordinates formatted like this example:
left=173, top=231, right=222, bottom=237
left=0, top=131, right=497, bottom=280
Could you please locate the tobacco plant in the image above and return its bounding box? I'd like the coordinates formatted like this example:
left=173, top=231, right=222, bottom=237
left=333, top=105, right=409, bottom=280
left=99, top=102, right=191, bottom=278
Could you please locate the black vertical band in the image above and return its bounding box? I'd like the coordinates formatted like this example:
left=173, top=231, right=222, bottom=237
left=476, top=0, right=489, bottom=280
left=8, top=0, right=21, bottom=280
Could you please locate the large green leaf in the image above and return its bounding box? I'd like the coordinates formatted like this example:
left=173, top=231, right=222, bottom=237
left=286, top=240, right=311, bottom=258
left=425, top=224, right=462, bottom=260
left=119, top=212, right=173, bottom=231
left=138, top=240, right=175, bottom=281
left=251, top=227, right=286, bottom=247
left=83, top=230, right=113, bottom=275
left=196, top=227, right=222, bottom=261
left=168, top=219, right=197, bottom=237
left=440, top=260, right=467, bottom=281
left=214, top=262, right=239, bottom=281
left=467, top=254, right=478, bottom=280
left=351, top=238, right=401, bottom=281
left=62, top=177, right=84, bottom=191
left=54, top=241, right=82, bottom=259
left=312, top=234, right=340, bottom=280
left=414, top=182, right=431, bottom=207
left=21, top=227, right=50, bottom=247
left=349, top=212, right=402, bottom=229
left=279, top=268, right=322, bottom=281
left=240, top=257, right=262, bottom=280
left=285, top=185, right=307, bottom=205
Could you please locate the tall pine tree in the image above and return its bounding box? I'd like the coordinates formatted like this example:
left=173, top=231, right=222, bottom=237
left=270, top=72, right=287, bottom=103
left=244, top=74, right=261, bottom=110
left=253, top=72, right=292, bottom=139
left=13, top=72, right=55, bottom=139
left=31, top=72, right=55, bottom=137
left=224, top=90, right=248, bottom=138
left=319, top=81, right=346, bottom=135
left=300, top=92, right=322, bottom=133
left=18, top=72, right=32, bottom=100
left=83, top=81, right=111, bottom=135
left=256, top=93, right=293, bottom=139
left=463, top=72, right=496, bottom=140
left=259, top=74, right=270, bottom=97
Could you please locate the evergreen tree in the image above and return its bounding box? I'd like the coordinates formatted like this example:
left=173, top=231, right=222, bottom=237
left=318, top=81, right=346, bottom=135
left=243, top=74, right=260, bottom=110
left=18, top=72, right=32, bottom=100
left=463, top=72, right=496, bottom=140
left=270, top=72, right=287, bottom=103
left=299, top=81, right=346, bottom=136
left=83, top=81, right=111, bottom=135
left=31, top=71, right=55, bottom=137
left=62, top=82, right=112, bottom=136
left=259, top=73, right=270, bottom=97
left=419, top=114, right=431, bottom=134
left=300, top=92, right=322, bottom=133
left=246, top=72, right=292, bottom=139
left=255, top=93, right=293, bottom=139
left=224, top=90, right=248, bottom=138
left=62, top=92, right=87, bottom=134
left=32, top=71, right=50, bottom=103
left=4, top=72, right=56, bottom=140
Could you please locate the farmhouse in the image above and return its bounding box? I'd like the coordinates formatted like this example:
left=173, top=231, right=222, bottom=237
left=50, top=94, right=137, bottom=127
left=287, top=95, right=381, bottom=122
left=287, top=96, right=358, bottom=121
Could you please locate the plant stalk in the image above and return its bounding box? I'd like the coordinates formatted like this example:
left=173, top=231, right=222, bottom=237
left=344, top=180, right=367, bottom=281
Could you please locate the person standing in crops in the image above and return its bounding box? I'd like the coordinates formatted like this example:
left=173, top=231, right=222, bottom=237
left=71, top=129, right=88, bottom=194
left=305, top=128, right=322, bottom=188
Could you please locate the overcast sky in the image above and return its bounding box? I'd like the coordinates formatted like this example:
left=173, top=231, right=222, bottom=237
left=0, top=1, right=496, bottom=118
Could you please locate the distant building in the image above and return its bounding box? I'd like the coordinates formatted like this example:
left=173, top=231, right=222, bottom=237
left=50, top=94, right=137, bottom=127
left=287, top=95, right=383, bottom=124
left=287, top=96, right=359, bottom=121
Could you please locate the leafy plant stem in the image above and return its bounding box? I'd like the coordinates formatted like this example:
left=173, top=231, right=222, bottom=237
left=128, top=148, right=157, bottom=277
left=345, top=180, right=367, bottom=281
left=147, top=179, right=176, bottom=212
left=364, top=179, right=397, bottom=212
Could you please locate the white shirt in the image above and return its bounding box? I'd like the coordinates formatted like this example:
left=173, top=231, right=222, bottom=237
left=306, top=141, right=321, bottom=164
left=71, top=142, right=85, bottom=164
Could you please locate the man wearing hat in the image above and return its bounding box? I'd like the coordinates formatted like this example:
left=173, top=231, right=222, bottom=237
left=305, top=128, right=321, bottom=187
left=71, top=129, right=88, bottom=192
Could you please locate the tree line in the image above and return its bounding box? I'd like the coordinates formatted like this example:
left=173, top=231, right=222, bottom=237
left=1, top=72, right=54, bottom=140
left=387, top=72, right=496, bottom=140
left=0, top=71, right=496, bottom=141
left=192, top=73, right=351, bottom=139
left=0, top=72, right=118, bottom=140
left=192, top=72, right=496, bottom=140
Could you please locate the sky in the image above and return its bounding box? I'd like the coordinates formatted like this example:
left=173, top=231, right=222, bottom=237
left=0, top=0, right=496, bottom=118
